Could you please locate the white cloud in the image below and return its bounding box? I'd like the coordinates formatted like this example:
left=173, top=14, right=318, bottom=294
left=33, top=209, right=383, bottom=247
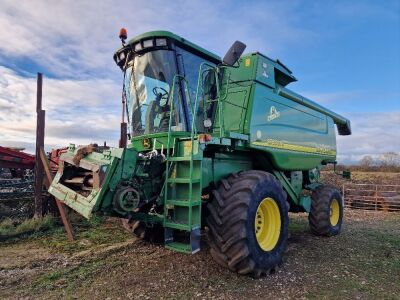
left=0, top=0, right=316, bottom=79
left=0, top=66, right=121, bottom=153
left=0, top=0, right=125, bottom=78
left=336, top=111, right=400, bottom=163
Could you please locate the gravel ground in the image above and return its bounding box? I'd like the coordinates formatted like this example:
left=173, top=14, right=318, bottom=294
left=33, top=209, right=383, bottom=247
left=0, top=209, right=399, bottom=300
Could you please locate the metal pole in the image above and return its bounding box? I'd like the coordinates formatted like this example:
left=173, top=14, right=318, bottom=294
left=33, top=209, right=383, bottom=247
left=34, top=73, right=45, bottom=217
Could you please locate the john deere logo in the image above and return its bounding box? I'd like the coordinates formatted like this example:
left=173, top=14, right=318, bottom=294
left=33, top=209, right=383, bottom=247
left=267, top=106, right=280, bottom=121
left=142, top=138, right=151, bottom=148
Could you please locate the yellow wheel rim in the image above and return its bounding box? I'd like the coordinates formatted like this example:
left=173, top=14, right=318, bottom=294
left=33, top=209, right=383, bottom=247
left=255, top=197, right=281, bottom=251
left=330, top=199, right=340, bottom=226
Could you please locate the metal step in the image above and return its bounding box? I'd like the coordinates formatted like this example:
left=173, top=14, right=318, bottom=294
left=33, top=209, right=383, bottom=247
left=165, top=242, right=200, bottom=254
left=164, top=227, right=201, bottom=254
left=164, top=221, right=199, bottom=231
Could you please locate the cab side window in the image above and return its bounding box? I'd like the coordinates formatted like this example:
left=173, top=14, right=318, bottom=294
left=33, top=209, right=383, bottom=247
left=176, top=47, right=215, bottom=131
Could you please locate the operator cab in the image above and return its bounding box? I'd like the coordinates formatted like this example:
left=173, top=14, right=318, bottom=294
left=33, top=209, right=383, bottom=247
left=114, top=31, right=221, bottom=137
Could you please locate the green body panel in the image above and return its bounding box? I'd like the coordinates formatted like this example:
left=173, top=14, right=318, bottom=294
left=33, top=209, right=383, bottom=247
left=225, top=53, right=296, bottom=89
left=214, top=83, right=252, bottom=135
left=201, top=152, right=253, bottom=188
left=299, top=195, right=312, bottom=212
left=130, top=132, right=190, bottom=152
left=249, top=83, right=336, bottom=171
left=217, top=53, right=338, bottom=171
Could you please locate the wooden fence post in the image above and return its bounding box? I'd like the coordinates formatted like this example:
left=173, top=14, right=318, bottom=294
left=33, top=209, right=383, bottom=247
left=342, top=184, right=345, bottom=207
left=34, top=73, right=45, bottom=217
left=39, top=148, right=74, bottom=241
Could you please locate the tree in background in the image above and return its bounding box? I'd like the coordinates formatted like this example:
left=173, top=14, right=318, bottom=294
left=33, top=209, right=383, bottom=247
left=357, top=152, right=400, bottom=172
left=379, top=152, right=400, bottom=167
left=359, top=155, right=374, bottom=168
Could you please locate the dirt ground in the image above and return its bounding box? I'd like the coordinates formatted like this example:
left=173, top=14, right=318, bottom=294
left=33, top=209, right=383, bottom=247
left=1, top=209, right=399, bottom=300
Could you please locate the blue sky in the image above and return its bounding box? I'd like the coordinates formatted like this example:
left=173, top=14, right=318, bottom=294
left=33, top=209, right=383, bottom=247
left=0, top=0, right=399, bottom=163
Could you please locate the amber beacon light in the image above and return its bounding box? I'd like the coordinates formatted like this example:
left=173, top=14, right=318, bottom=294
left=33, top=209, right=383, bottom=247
left=119, top=28, right=128, bottom=44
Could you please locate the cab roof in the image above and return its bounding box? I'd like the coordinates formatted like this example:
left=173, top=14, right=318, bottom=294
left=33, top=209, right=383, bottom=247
left=123, top=30, right=221, bottom=63
left=117, top=31, right=296, bottom=84
left=114, top=31, right=350, bottom=134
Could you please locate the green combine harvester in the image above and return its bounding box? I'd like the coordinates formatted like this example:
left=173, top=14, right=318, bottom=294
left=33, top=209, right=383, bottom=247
left=49, top=30, right=351, bottom=277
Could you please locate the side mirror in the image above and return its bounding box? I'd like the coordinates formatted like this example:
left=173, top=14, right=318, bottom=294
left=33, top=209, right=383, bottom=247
left=222, top=41, right=246, bottom=66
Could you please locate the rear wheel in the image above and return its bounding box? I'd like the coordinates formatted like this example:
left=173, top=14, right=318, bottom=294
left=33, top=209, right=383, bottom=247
left=309, top=185, right=343, bottom=236
left=206, top=170, right=288, bottom=277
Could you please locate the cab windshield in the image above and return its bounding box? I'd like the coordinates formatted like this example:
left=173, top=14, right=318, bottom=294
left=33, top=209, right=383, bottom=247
left=124, top=50, right=186, bottom=136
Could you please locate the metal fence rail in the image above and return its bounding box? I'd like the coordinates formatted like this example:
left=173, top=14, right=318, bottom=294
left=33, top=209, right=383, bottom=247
left=0, top=176, right=35, bottom=219
left=343, top=183, right=400, bottom=212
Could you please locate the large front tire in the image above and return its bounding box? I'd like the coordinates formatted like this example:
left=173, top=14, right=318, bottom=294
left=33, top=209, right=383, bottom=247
left=206, top=170, right=288, bottom=278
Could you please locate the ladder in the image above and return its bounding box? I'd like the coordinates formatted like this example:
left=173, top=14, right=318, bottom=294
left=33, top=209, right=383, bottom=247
left=162, top=73, right=207, bottom=253
left=163, top=137, right=202, bottom=253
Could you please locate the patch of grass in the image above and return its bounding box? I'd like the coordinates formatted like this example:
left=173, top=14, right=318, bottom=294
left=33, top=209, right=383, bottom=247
left=69, top=213, right=104, bottom=228
left=0, top=215, right=55, bottom=237
left=0, top=218, right=15, bottom=235
left=371, top=230, right=400, bottom=248
left=351, top=222, right=400, bottom=250
left=37, top=221, right=129, bottom=254
left=31, top=257, right=124, bottom=295
left=42, top=270, right=63, bottom=282
left=85, top=214, right=104, bottom=227
left=16, top=215, right=55, bottom=233
left=33, top=259, right=104, bottom=292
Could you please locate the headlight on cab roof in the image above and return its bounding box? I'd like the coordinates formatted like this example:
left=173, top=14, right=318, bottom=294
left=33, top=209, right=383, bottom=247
left=142, top=39, right=154, bottom=48
left=156, top=38, right=167, bottom=46
left=134, top=43, right=142, bottom=51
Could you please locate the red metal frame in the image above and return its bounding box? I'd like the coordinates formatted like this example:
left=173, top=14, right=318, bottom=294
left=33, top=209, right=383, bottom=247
left=0, top=146, right=35, bottom=169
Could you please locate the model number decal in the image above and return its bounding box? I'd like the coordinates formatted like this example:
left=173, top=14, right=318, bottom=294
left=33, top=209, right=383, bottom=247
left=252, top=139, right=336, bottom=156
